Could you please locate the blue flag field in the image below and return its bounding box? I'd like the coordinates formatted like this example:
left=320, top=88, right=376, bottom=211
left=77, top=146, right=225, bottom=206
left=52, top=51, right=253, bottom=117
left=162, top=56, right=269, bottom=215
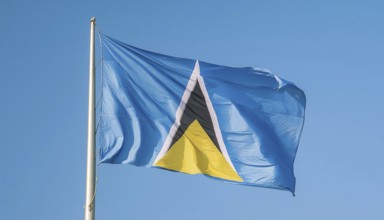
left=98, top=34, right=306, bottom=194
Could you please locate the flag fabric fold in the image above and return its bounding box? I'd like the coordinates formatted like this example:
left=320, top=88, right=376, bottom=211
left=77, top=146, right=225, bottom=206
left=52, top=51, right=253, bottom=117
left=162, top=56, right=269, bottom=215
left=98, top=34, right=306, bottom=194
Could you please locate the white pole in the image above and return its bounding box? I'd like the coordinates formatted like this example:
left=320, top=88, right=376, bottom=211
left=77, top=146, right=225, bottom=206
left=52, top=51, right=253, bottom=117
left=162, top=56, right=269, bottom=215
left=85, top=17, right=96, bottom=220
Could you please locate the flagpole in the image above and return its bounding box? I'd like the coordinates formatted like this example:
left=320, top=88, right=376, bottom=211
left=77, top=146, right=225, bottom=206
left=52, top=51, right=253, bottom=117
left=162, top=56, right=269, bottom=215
left=85, top=17, right=96, bottom=220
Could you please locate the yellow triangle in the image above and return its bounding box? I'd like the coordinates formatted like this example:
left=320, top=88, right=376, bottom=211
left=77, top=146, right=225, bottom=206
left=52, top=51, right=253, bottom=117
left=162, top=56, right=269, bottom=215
left=155, top=120, right=243, bottom=182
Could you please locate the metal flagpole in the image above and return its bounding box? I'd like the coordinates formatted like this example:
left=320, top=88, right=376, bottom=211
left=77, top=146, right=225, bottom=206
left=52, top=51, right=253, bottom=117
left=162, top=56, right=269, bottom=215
left=85, top=17, right=96, bottom=220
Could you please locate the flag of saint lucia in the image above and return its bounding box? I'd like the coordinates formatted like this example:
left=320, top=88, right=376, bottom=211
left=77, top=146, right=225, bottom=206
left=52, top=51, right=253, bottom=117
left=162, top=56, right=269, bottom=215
left=98, top=34, right=306, bottom=194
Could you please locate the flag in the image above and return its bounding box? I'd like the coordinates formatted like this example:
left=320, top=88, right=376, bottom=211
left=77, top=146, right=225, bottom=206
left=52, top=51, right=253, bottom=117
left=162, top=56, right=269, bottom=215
left=98, top=34, right=306, bottom=194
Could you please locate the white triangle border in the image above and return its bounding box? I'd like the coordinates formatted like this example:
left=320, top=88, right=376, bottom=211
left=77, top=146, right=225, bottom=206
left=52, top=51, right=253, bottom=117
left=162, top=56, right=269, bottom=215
left=153, top=60, right=236, bottom=171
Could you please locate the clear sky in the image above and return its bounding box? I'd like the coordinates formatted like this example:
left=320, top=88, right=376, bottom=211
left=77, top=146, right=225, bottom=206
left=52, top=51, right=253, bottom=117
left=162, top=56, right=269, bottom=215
left=1, top=0, right=383, bottom=219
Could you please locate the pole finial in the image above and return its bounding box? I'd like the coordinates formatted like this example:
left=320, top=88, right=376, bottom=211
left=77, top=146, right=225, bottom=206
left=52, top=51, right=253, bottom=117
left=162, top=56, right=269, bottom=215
left=90, top=17, right=96, bottom=22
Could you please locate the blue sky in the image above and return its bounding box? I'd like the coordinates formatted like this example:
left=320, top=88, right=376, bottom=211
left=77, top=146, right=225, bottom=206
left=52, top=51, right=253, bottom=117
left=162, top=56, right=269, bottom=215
left=1, top=0, right=383, bottom=219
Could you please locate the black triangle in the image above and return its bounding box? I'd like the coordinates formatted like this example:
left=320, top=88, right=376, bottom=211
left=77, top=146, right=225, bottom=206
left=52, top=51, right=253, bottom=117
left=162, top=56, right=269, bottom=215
left=169, top=82, right=221, bottom=152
